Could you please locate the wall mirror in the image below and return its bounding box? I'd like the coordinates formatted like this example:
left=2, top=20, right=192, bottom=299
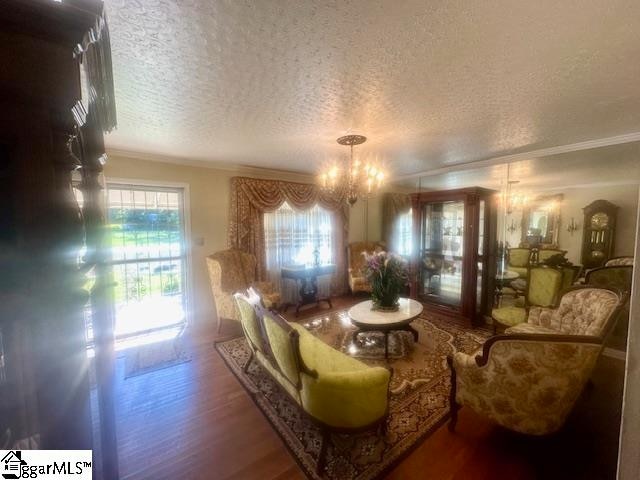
left=520, top=193, right=563, bottom=247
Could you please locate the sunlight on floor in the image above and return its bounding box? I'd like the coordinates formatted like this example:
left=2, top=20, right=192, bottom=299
left=87, top=325, right=183, bottom=358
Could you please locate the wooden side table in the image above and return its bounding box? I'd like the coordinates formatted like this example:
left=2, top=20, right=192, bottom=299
left=281, top=264, right=336, bottom=315
left=495, top=270, right=519, bottom=307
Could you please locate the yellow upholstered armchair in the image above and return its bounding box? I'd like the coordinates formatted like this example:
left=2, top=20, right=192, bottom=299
left=491, top=266, right=564, bottom=332
left=537, top=248, right=567, bottom=264
left=449, top=286, right=623, bottom=435
left=507, top=248, right=531, bottom=278
left=347, top=241, right=385, bottom=294
left=206, top=249, right=280, bottom=332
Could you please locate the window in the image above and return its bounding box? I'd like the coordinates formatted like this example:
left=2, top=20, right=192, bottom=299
left=394, top=208, right=413, bottom=256
left=106, top=183, right=189, bottom=342
left=264, top=202, right=334, bottom=301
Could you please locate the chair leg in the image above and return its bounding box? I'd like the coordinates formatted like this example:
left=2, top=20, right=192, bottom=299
left=586, top=378, right=595, bottom=391
left=447, top=355, right=459, bottom=432
left=449, top=402, right=459, bottom=433
left=243, top=350, right=254, bottom=373
left=379, top=417, right=388, bottom=436
left=316, top=428, right=330, bottom=474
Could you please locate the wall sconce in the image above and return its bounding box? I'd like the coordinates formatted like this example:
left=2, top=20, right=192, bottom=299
left=506, top=218, right=519, bottom=234
left=567, top=217, right=580, bottom=235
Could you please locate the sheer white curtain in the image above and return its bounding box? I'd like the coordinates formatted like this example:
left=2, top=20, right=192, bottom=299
left=264, top=202, right=335, bottom=304
left=394, top=208, right=413, bottom=256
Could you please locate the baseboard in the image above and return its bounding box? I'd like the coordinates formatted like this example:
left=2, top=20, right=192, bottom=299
left=603, top=347, right=627, bottom=361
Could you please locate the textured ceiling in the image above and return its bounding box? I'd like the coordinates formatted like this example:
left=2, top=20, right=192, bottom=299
left=104, top=0, right=640, bottom=176
left=404, top=142, right=640, bottom=191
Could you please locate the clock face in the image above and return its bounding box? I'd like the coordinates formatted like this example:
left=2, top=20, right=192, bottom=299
left=590, top=250, right=605, bottom=258
left=591, top=212, right=609, bottom=228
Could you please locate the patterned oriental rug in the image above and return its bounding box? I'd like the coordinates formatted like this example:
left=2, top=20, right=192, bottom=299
left=215, top=310, right=491, bottom=480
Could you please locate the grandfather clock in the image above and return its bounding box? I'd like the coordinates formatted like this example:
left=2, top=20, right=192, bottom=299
left=581, top=200, right=619, bottom=269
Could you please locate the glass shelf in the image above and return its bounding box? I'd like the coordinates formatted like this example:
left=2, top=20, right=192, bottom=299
left=411, top=187, right=497, bottom=325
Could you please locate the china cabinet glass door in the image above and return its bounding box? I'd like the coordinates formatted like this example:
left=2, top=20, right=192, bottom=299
left=420, top=200, right=465, bottom=308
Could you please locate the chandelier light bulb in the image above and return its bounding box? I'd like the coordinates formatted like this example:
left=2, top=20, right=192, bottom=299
left=318, top=134, right=386, bottom=205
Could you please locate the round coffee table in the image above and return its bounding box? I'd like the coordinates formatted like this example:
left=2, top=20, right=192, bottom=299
left=348, top=298, right=424, bottom=358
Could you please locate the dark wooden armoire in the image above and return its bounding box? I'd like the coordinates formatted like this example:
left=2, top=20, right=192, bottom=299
left=410, top=187, right=498, bottom=326
left=0, top=1, right=117, bottom=477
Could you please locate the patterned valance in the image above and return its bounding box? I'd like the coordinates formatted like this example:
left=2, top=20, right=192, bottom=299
left=228, top=177, right=349, bottom=292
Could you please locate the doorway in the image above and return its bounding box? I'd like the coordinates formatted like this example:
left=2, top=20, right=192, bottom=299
left=103, top=182, right=190, bottom=347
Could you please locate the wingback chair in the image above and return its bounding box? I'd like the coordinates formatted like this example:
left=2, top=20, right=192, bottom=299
left=347, top=241, right=385, bottom=294
left=449, top=286, right=623, bottom=435
left=206, top=249, right=280, bottom=332
left=507, top=248, right=531, bottom=278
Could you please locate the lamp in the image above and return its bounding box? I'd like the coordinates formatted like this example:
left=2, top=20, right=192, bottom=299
left=567, top=217, right=580, bottom=235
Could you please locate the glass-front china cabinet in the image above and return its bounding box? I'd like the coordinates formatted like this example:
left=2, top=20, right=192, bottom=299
left=410, top=188, right=497, bottom=326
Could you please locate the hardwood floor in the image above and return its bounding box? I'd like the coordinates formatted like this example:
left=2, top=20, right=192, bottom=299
left=106, top=296, right=624, bottom=480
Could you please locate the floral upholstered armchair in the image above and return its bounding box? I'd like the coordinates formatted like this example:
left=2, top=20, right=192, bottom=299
left=507, top=286, right=623, bottom=337
left=605, top=256, right=634, bottom=267
left=206, top=249, right=280, bottom=332
left=449, top=286, right=623, bottom=435
left=584, top=265, right=634, bottom=349
left=347, top=241, right=385, bottom=294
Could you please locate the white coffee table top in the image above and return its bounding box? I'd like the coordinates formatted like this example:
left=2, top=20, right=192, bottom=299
left=496, top=270, right=519, bottom=281
left=348, top=297, right=424, bottom=327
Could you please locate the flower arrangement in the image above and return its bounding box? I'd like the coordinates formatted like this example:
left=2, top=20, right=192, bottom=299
left=363, top=251, right=409, bottom=311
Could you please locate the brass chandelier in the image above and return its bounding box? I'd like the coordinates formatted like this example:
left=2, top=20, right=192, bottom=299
left=319, top=135, right=385, bottom=206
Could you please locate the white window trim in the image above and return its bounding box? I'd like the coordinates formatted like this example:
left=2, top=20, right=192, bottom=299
left=105, top=177, right=194, bottom=329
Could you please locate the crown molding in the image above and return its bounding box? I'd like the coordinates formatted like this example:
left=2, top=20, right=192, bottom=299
left=105, top=147, right=315, bottom=182
left=107, top=131, right=640, bottom=186
left=393, top=132, right=640, bottom=182
left=533, top=180, right=640, bottom=192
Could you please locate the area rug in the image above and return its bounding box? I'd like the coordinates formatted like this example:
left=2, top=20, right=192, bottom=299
left=124, top=337, right=191, bottom=378
left=215, top=310, right=491, bottom=480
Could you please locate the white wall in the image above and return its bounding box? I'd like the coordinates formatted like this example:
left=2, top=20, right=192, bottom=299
left=618, top=187, right=640, bottom=479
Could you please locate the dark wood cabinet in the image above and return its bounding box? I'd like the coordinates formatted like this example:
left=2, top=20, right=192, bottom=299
left=0, top=2, right=118, bottom=476
left=410, top=187, right=498, bottom=326
left=581, top=200, right=619, bottom=269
